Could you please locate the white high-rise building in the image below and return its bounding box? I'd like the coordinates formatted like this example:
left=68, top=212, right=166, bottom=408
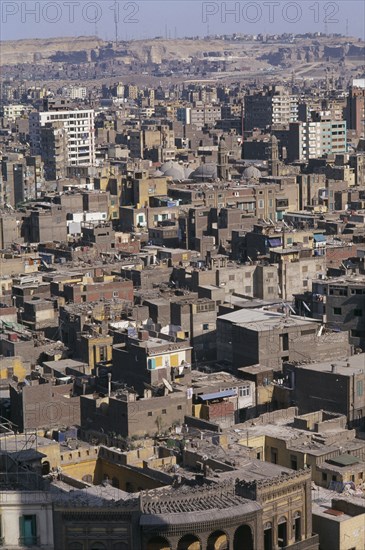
left=29, top=109, right=95, bottom=167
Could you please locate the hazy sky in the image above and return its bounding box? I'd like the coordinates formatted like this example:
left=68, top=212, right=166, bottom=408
left=1, top=1, right=364, bottom=42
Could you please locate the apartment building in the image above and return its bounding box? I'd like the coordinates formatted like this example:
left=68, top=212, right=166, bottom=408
left=244, top=85, right=298, bottom=131
left=29, top=108, right=95, bottom=167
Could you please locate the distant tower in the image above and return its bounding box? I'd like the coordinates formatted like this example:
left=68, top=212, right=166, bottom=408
left=269, top=134, right=280, bottom=177
left=217, top=135, right=229, bottom=180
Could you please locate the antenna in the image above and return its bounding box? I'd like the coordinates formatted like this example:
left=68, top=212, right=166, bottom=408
left=114, top=0, right=118, bottom=47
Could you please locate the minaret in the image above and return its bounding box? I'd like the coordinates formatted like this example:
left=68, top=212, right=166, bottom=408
left=269, top=134, right=280, bottom=177
left=217, top=135, right=229, bottom=180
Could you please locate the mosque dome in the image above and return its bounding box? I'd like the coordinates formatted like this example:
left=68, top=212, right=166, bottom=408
left=190, top=163, right=217, bottom=181
left=243, top=165, right=261, bottom=180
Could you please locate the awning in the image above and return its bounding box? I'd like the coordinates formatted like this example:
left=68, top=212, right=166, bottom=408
left=199, top=389, right=237, bottom=401
left=268, top=237, right=282, bottom=247
left=314, top=234, right=326, bottom=243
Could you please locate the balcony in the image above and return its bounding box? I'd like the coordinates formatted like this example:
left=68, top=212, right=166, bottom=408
left=18, top=536, right=40, bottom=547
left=284, top=534, right=319, bottom=550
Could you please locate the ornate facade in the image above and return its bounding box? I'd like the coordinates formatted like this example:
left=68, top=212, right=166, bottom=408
left=53, top=469, right=319, bottom=550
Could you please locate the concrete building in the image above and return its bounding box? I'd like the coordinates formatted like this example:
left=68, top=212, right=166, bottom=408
left=244, top=85, right=298, bottom=131
left=170, top=297, right=217, bottom=361
left=0, top=490, right=54, bottom=549
left=310, top=276, right=365, bottom=351
left=9, top=377, right=80, bottom=432
left=23, top=203, right=68, bottom=243
left=191, top=370, right=256, bottom=426
left=80, top=387, right=191, bottom=438
left=29, top=108, right=95, bottom=167
left=112, top=330, right=192, bottom=395
left=345, top=86, right=365, bottom=137
left=284, top=354, right=365, bottom=428
left=217, top=308, right=351, bottom=370
left=40, top=122, right=68, bottom=180
left=313, top=493, right=365, bottom=550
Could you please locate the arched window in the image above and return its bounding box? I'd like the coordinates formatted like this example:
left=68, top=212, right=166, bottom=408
left=278, top=516, right=287, bottom=548
left=177, top=534, right=202, bottom=550
left=147, top=536, right=172, bottom=550
left=264, top=522, right=273, bottom=550
left=207, top=530, right=229, bottom=550
left=233, top=525, right=253, bottom=550
left=293, top=512, right=301, bottom=542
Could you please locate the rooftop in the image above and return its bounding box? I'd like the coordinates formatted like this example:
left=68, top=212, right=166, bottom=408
left=218, top=308, right=319, bottom=331
left=294, top=354, right=365, bottom=376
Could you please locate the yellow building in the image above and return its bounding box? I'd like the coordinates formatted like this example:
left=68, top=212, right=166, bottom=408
left=313, top=495, right=365, bottom=550
left=79, top=333, right=113, bottom=371
left=0, top=356, right=29, bottom=382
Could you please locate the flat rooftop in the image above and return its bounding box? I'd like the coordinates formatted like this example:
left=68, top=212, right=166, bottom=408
left=295, top=354, right=365, bottom=376
left=218, top=308, right=318, bottom=330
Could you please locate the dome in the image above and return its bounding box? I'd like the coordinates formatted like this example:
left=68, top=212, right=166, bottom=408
left=243, top=165, right=261, bottom=180
left=152, top=169, right=164, bottom=177
left=160, top=160, right=174, bottom=172
left=163, top=167, right=185, bottom=180
left=184, top=166, right=194, bottom=178
left=159, top=160, right=186, bottom=181
left=190, top=163, right=217, bottom=181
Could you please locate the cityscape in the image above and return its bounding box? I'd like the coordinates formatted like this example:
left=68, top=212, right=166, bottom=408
left=0, top=3, right=365, bottom=549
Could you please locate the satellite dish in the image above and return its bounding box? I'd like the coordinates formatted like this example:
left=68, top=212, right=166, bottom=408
left=162, top=378, right=173, bottom=393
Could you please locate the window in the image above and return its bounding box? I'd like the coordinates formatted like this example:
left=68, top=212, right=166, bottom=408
left=301, top=329, right=316, bottom=336
left=268, top=286, right=274, bottom=294
left=333, top=307, right=342, bottom=315
left=290, top=454, right=298, bottom=470
left=280, top=333, right=289, bottom=351
left=229, top=274, right=235, bottom=281
left=99, top=346, right=107, bottom=361
left=162, top=409, right=167, bottom=414
left=19, top=515, right=37, bottom=547
left=278, top=517, right=287, bottom=548
left=271, top=447, right=278, bottom=464
left=239, top=385, right=250, bottom=397
left=322, top=472, right=327, bottom=482
left=245, top=286, right=252, bottom=293
left=294, top=512, right=301, bottom=542
left=264, top=523, right=273, bottom=550
left=148, top=412, right=152, bottom=417
left=203, top=323, right=209, bottom=330
left=354, top=309, right=362, bottom=317
left=357, top=380, right=363, bottom=397
left=177, top=405, right=182, bottom=410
